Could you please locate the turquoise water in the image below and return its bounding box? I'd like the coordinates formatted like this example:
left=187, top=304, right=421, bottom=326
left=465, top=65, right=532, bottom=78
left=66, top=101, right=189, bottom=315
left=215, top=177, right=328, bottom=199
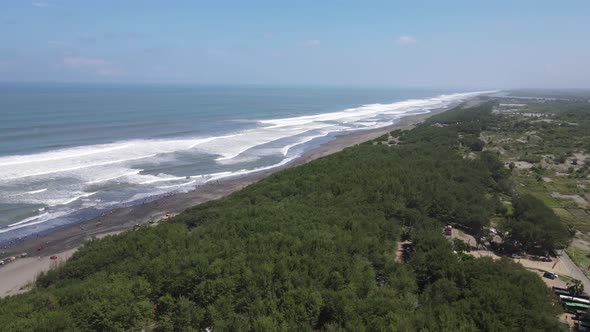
left=0, top=83, right=485, bottom=242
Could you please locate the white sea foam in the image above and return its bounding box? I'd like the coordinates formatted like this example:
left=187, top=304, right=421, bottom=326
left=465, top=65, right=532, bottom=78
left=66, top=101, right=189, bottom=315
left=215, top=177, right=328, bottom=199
left=56, top=192, right=97, bottom=206
left=0, top=136, right=223, bottom=181
left=8, top=212, right=50, bottom=227
left=157, top=180, right=197, bottom=189
left=138, top=175, right=189, bottom=185
left=2, top=188, right=48, bottom=198
left=207, top=122, right=334, bottom=161
left=1, top=210, right=71, bottom=234
left=22, top=188, right=48, bottom=195
left=0, top=144, right=131, bottom=167
left=156, top=158, right=298, bottom=192
left=0, top=152, right=158, bottom=181
left=279, top=131, right=338, bottom=156
left=86, top=170, right=142, bottom=185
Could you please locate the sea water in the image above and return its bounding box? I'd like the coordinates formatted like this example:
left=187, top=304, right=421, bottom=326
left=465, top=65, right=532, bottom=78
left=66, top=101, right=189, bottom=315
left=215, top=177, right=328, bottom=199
left=0, top=83, right=489, bottom=242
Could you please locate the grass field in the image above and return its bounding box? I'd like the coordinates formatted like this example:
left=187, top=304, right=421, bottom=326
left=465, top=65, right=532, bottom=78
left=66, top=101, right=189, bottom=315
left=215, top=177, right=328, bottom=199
left=566, top=247, right=590, bottom=274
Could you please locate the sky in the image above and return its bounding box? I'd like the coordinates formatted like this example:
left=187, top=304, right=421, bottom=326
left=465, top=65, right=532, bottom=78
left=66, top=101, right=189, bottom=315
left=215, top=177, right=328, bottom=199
left=1, top=0, right=589, bottom=89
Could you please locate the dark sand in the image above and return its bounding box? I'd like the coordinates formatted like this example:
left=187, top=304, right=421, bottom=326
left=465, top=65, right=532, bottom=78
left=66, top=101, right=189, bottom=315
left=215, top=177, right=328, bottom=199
left=0, top=104, right=459, bottom=296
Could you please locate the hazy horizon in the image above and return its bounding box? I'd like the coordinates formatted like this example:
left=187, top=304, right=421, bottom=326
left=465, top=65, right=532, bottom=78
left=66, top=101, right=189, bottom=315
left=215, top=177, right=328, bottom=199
left=1, top=1, right=590, bottom=89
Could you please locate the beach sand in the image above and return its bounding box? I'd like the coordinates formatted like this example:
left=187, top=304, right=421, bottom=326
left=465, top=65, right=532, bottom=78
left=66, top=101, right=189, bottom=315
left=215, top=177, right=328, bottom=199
left=0, top=103, right=460, bottom=297
left=0, top=249, right=77, bottom=296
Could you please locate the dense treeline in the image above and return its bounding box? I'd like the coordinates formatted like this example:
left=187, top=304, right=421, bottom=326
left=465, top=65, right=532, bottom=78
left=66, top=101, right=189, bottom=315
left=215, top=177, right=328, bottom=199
left=502, top=193, right=571, bottom=253
left=410, top=224, right=560, bottom=331
left=0, top=103, right=563, bottom=331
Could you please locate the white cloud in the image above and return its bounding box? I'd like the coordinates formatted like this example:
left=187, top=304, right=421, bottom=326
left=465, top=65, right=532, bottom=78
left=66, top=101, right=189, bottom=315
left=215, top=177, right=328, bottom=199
left=303, top=39, right=320, bottom=46
left=397, top=35, right=417, bottom=44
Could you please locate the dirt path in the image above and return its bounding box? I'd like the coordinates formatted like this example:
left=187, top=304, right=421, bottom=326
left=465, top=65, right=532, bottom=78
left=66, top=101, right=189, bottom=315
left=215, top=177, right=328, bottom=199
left=395, top=240, right=411, bottom=263
left=468, top=249, right=578, bottom=289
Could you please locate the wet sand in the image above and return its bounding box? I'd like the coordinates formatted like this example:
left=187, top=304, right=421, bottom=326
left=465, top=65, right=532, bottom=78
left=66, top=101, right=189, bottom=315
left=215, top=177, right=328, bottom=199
left=0, top=104, right=457, bottom=297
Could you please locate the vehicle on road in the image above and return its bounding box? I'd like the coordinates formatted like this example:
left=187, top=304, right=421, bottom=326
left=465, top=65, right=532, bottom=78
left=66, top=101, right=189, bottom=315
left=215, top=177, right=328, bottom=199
left=544, top=271, right=559, bottom=280
left=559, top=294, right=590, bottom=305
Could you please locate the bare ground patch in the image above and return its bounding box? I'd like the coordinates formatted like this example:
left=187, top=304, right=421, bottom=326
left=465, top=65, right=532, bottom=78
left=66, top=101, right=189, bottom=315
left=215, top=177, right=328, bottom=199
left=551, top=192, right=588, bottom=207
left=514, top=161, right=534, bottom=169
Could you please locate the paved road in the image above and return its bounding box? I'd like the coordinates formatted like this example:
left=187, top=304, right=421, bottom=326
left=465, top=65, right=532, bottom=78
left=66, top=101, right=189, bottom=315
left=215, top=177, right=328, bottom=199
left=557, top=249, right=590, bottom=292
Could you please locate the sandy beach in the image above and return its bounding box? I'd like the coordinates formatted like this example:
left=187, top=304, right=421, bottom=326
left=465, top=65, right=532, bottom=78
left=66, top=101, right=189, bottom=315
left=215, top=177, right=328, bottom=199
left=0, top=104, right=458, bottom=297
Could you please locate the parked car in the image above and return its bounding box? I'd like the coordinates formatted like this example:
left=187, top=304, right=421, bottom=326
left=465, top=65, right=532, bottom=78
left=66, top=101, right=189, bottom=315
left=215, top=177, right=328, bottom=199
left=49, top=255, right=58, bottom=260
left=541, top=256, right=552, bottom=262
left=543, top=271, right=558, bottom=280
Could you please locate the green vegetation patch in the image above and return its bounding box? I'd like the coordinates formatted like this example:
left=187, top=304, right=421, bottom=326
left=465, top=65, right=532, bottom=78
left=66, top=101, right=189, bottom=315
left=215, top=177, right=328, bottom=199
left=566, top=247, right=590, bottom=273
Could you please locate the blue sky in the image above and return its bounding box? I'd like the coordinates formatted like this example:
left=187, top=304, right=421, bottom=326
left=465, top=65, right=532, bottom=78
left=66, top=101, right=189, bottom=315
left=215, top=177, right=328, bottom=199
left=1, top=0, right=589, bottom=88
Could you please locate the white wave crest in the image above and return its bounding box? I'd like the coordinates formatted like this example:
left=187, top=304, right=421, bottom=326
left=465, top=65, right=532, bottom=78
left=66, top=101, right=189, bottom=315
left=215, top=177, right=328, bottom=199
left=1, top=210, right=71, bottom=234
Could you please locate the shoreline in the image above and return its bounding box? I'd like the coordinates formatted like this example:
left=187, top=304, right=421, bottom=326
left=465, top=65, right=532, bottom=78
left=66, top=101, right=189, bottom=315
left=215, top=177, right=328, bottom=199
left=0, top=102, right=462, bottom=297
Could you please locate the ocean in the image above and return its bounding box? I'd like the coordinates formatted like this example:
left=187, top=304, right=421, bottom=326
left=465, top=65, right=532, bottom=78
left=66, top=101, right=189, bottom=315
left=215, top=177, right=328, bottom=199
left=0, top=83, right=487, bottom=243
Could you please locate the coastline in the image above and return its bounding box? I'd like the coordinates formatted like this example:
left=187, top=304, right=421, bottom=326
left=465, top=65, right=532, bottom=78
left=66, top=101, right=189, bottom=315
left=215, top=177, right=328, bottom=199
left=0, top=102, right=462, bottom=297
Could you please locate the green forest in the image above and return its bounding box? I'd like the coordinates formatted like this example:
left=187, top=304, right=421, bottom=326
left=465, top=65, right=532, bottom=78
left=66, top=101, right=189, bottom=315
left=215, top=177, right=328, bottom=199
left=0, top=102, right=567, bottom=331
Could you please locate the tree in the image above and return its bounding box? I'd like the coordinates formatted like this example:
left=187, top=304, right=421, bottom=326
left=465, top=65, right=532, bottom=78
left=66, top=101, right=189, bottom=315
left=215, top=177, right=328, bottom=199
left=503, top=194, right=570, bottom=253
left=568, top=279, right=585, bottom=297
